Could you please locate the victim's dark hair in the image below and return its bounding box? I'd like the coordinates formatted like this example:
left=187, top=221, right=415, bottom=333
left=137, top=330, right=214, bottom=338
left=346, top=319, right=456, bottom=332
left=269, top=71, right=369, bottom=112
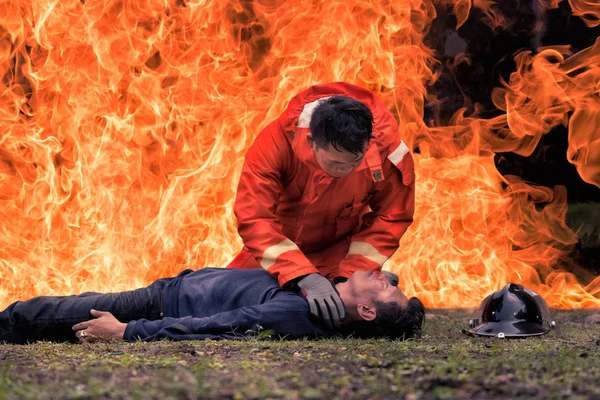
left=342, top=297, right=426, bottom=340
left=309, top=96, right=373, bottom=155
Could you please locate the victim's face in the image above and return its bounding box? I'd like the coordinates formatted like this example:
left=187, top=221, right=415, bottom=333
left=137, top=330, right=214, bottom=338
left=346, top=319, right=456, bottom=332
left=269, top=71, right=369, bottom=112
left=347, top=270, right=409, bottom=307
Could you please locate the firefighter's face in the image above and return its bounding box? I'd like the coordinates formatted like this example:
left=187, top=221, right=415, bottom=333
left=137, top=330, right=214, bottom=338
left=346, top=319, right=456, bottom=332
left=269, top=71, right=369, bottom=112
left=307, top=134, right=365, bottom=178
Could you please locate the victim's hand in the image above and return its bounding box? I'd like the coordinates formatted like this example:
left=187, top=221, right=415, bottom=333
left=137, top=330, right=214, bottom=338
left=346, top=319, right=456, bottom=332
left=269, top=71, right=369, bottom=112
left=72, top=309, right=127, bottom=343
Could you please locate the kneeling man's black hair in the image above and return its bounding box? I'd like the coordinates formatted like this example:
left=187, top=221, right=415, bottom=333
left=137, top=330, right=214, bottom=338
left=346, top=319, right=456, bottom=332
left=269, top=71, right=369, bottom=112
left=309, top=96, right=373, bottom=156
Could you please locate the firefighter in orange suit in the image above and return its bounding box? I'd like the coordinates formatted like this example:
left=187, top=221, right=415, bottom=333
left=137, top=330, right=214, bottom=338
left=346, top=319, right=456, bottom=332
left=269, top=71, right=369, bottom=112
left=227, top=82, right=415, bottom=329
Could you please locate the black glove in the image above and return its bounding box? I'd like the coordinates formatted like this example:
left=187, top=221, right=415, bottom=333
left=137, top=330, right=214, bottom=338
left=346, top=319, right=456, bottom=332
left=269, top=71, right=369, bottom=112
left=297, top=273, right=346, bottom=329
left=382, top=271, right=399, bottom=287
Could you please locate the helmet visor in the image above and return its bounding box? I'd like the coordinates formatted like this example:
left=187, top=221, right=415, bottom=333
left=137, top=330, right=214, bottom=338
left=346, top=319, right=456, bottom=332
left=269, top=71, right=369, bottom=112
left=468, top=320, right=551, bottom=337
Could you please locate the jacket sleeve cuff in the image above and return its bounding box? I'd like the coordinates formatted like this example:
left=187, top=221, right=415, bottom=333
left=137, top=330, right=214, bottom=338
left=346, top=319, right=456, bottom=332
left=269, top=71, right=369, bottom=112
left=338, top=255, right=382, bottom=278
left=123, top=321, right=138, bottom=342
left=277, top=266, right=320, bottom=287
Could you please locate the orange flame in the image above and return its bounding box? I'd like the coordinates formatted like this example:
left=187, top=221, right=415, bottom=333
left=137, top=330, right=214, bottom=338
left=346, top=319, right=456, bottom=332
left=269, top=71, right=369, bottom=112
left=0, top=0, right=598, bottom=309
left=542, top=0, right=600, bottom=28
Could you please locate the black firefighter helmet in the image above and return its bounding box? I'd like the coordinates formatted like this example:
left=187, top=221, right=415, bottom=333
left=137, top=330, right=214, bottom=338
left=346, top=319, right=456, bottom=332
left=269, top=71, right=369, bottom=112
left=468, top=283, right=555, bottom=338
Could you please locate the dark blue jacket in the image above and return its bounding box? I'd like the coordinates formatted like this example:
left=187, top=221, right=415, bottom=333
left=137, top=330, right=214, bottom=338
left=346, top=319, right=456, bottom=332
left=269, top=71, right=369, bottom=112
left=123, top=268, right=336, bottom=341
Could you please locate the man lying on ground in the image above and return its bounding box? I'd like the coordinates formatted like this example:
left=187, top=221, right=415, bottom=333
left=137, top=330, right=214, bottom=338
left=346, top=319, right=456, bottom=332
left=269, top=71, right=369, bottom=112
left=0, top=268, right=425, bottom=344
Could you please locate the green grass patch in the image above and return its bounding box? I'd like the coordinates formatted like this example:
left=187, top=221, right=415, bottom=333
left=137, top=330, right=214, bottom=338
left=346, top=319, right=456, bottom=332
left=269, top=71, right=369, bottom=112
left=0, top=309, right=599, bottom=399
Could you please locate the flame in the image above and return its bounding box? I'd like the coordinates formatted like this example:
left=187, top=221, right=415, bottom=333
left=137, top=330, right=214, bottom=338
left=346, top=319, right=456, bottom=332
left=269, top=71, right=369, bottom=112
left=542, top=0, right=600, bottom=28
left=0, top=0, right=599, bottom=309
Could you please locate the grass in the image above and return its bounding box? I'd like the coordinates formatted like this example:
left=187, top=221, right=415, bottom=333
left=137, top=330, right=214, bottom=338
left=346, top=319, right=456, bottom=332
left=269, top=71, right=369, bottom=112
left=0, top=309, right=599, bottom=399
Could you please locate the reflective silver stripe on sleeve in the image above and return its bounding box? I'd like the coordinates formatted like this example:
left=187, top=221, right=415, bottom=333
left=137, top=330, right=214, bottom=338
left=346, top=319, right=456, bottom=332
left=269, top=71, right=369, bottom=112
left=387, top=141, right=409, bottom=165
left=347, top=241, right=389, bottom=266
left=260, top=239, right=301, bottom=269
left=297, top=97, right=333, bottom=128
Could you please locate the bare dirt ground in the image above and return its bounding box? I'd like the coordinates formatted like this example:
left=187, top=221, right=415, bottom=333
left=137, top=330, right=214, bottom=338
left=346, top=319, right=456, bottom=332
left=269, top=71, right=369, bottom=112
left=0, top=309, right=599, bottom=399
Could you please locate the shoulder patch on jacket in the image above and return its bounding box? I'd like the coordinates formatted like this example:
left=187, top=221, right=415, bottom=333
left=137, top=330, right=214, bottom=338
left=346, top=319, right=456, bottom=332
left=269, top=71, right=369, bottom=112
left=365, top=144, right=384, bottom=182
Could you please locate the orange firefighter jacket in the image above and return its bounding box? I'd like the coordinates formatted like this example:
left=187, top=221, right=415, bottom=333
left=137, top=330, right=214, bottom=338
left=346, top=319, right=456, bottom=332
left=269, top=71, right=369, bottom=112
left=229, top=82, right=415, bottom=286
